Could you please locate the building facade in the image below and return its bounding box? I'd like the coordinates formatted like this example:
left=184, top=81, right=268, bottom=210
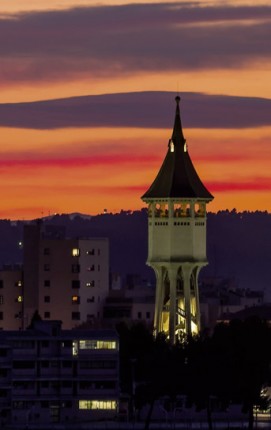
left=23, top=222, right=109, bottom=329
left=142, top=96, right=213, bottom=343
left=0, top=266, right=23, bottom=330
left=0, top=320, right=119, bottom=427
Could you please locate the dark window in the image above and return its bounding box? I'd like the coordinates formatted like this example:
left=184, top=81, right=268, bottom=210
left=87, top=265, right=95, bottom=271
left=62, top=361, right=72, bottom=368
left=41, top=381, right=49, bottom=388
left=0, top=280, right=3, bottom=289
left=44, top=296, right=50, bottom=303
left=44, top=280, right=50, bottom=287
left=0, top=312, right=3, bottom=320
left=44, top=264, right=50, bottom=271
left=41, top=341, right=49, bottom=348
left=44, top=311, right=50, bottom=318
left=138, top=312, right=142, bottom=319
left=41, top=361, right=49, bottom=368
left=0, top=296, right=3, bottom=305
left=62, top=381, right=72, bottom=388
left=87, top=296, right=95, bottom=303
left=86, top=249, right=95, bottom=255
left=72, top=280, right=80, bottom=289
left=71, top=264, right=80, bottom=273
left=44, top=248, right=50, bottom=255
left=62, top=340, right=72, bottom=348
left=72, top=312, right=80, bottom=320
left=146, top=311, right=151, bottom=319
left=13, top=361, right=35, bottom=369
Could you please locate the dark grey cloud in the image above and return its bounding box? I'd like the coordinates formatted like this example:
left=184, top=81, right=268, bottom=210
left=0, top=91, right=270, bottom=129
left=0, top=3, right=270, bottom=83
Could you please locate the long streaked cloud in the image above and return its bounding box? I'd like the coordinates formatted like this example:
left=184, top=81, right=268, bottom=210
left=0, top=3, right=270, bottom=84
left=0, top=154, right=159, bottom=169
left=0, top=91, right=270, bottom=130
left=208, top=179, right=271, bottom=192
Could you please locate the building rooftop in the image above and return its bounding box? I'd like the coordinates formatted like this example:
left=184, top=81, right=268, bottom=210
left=142, top=96, right=213, bottom=200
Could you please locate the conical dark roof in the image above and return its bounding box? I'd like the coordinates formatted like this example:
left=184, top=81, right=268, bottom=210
left=142, top=96, right=213, bottom=200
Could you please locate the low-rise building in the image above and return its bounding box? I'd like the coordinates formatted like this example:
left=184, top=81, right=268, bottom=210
left=0, top=320, right=119, bottom=427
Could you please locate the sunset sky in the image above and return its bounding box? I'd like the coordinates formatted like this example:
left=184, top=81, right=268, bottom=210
left=0, top=0, right=270, bottom=219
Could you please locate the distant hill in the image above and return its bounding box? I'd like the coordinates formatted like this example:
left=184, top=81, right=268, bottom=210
left=1, top=209, right=270, bottom=298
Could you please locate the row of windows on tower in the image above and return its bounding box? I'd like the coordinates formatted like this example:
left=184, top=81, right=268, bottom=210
left=0, top=280, right=22, bottom=288
left=43, top=264, right=100, bottom=272
left=0, top=311, right=83, bottom=321
left=43, top=280, right=95, bottom=288
left=43, top=248, right=100, bottom=257
left=0, top=295, right=23, bottom=305
left=150, top=221, right=205, bottom=227
left=43, top=295, right=96, bottom=304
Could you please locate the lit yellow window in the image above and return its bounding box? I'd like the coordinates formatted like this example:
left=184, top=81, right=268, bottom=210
left=79, top=340, right=117, bottom=350
left=79, top=400, right=117, bottom=410
left=72, top=296, right=80, bottom=304
left=17, top=296, right=23, bottom=303
left=72, top=248, right=80, bottom=257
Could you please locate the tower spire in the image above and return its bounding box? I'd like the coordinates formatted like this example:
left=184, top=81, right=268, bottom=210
left=171, top=95, right=186, bottom=148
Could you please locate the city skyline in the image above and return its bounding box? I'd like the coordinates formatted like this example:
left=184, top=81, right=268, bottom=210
left=0, top=0, right=270, bottom=219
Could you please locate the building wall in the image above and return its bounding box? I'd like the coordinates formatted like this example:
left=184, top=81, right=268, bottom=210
left=0, top=321, right=119, bottom=427
left=23, top=222, right=109, bottom=329
left=0, top=268, right=23, bottom=330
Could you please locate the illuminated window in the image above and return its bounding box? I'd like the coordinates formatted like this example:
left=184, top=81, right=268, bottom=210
left=79, top=400, right=117, bottom=410
left=72, top=295, right=80, bottom=304
left=15, top=281, right=22, bottom=287
left=86, top=249, right=95, bottom=255
left=86, top=281, right=95, bottom=288
left=72, top=341, right=78, bottom=356
left=72, top=248, right=80, bottom=257
left=17, top=296, right=23, bottom=303
left=184, top=142, right=187, bottom=152
left=79, top=340, right=117, bottom=350
left=170, top=140, right=174, bottom=152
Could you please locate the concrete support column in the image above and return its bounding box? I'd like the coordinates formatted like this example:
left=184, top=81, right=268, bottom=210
left=153, top=265, right=164, bottom=336
left=168, top=201, right=174, bottom=218
left=168, top=267, right=177, bottom=344
left=182, top=265, right=192, bottom=336
left=193, top=266, right=201, bottom=332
